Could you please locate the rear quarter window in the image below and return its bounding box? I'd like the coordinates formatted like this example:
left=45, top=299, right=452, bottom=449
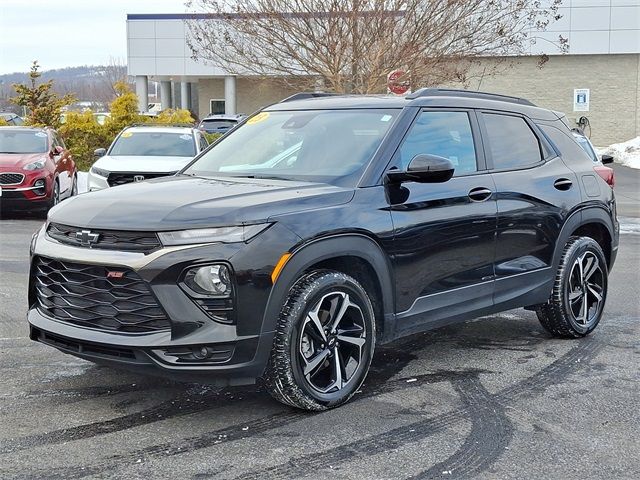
left=540, top=125, right=593, bottom=164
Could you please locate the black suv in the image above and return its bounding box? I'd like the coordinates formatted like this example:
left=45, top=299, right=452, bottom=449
left=28, top=89, right=618, bottom=411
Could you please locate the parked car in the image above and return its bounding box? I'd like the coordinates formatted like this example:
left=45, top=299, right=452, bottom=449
left=572, top=130, right=615, bottom=186
left=198, top=114, right=246, bottom=134
left=28, top=89, right=618, bottom=411
left=87, top=124, right=208, bottom=191
left=0, top=112, right=24, bottom=126
left=0, top=126, right=77, bottom=212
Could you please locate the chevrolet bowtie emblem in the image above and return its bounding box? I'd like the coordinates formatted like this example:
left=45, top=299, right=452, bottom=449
left=75, top=230, right=100, bottom=246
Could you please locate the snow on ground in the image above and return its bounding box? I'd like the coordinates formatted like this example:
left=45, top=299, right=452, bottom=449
left=596, top=137, right=640, bottom=169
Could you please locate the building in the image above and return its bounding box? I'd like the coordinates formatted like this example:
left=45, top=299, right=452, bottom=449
left=127, top=1, right=640, bottom=145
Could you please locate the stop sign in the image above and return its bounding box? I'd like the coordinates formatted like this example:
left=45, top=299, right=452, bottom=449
left=387, top=69, right=410, bottom=95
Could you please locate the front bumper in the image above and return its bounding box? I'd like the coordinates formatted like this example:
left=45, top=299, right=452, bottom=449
left=1, top=179, right=50, bottom=211
left=27, top=223, right=301, bottom=384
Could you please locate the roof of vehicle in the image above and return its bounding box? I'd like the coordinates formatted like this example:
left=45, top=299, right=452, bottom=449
left=0, top=112, right=20, bottom=118
left=122, top=125, right=198, bottom=134
left=265, top=89, right=560, bottom=121
left=201, top=114, right=245, bottom=121
left=0, top=125, right=49, bottom=132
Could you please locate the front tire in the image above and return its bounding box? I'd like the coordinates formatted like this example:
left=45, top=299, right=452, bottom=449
left=536, top=236, right=608, bottom=338
left=264, top=270, right=376, bottom=411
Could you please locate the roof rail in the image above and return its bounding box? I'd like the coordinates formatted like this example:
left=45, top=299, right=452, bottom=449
left=280, top=92, right=339, bottom=103
left=406, top=88, right=536, bottom=107
left=127, top=123, right=195, bottom=128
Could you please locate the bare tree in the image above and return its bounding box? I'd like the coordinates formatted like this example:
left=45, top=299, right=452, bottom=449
left=186, top=0, right=566, bottom=94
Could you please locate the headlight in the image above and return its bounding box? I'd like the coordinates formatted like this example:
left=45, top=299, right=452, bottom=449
left=185, top=264, right=231, bottom=296
left=158, top=224, right=270, bottom=246
left=23, top=160, right=46, bottom=171
left=90, top=166, right=109, bottom=177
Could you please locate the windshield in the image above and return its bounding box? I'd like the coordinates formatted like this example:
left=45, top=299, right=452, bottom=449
left=185, top=109, right=398, bottom=185
left=573, top=134, right=598, bottom=162
left=109, top=131, right=196, bottom=157
left=0, top=130, right=48, bottom=153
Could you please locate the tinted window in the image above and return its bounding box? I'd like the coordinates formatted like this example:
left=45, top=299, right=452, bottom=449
left=483, top=113, right=541, bottom=169
left=199, top=134, right=208, bottom=151
left=109, top=131, right=196, bottom=157
left=541, top=125, right=594, bottom=164
left=0, top=130, right=48, bottom=153
left=186, top=109, right=398, bottom=186
left=572, top=133, right=598, bottom=162
left=399, top=111, right=477, bottom=173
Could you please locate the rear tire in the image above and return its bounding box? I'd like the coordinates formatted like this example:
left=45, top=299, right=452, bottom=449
left=536, top=236, right=608, bottom=338
left=264, top=270, right=376, bottom=411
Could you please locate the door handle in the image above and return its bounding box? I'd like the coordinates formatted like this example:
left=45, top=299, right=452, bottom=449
left=468, top=187, right=493, bottom=202
left=554, top=178, right=573, bottom=191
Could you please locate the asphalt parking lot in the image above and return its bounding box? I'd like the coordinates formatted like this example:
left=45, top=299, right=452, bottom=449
left=1, top=165, right=638, bottom=480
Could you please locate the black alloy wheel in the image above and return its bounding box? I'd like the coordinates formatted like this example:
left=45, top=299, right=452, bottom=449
left=264, top=270, right=376, bottom=411
left=536, top=236, right=608, bottom=337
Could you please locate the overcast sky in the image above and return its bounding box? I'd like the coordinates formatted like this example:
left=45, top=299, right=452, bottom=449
left=0, top=0, right=188, bottom=74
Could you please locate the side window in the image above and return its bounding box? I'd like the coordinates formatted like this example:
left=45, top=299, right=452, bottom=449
left=482, top=113, right=542, bottom=170
left=53, top=132, right=66, bottom=149
left=541, top=125, right=594, bottom=163
left=399, top=111, right=477, bottom=174
left=199, top=134, right=209, bottom=151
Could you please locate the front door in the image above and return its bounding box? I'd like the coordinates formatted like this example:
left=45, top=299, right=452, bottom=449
left=387, top=109, right=497, bottom=335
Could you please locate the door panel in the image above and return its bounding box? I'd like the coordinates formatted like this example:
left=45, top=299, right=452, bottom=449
left=389, top=175, right=497, bottom=314
left=480, top=112, right=582, bottom=308
left=492, top=157, right=581, bottom=280
left=386, top=109, right=497, bottom=329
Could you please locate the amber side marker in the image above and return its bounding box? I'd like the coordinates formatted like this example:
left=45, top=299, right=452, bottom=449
left=271, top=253, right=292, bottom=284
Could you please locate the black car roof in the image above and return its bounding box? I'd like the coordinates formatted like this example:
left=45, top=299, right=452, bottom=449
left=265, top=89, right=560, bottom=121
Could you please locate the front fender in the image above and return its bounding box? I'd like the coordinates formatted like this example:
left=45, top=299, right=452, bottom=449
left=260, top=233, right=395, bottom=339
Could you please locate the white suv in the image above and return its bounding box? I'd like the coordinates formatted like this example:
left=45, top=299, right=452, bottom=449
left=88, top=125, right=208, bottom=191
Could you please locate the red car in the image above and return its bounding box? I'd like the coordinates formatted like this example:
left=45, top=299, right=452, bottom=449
left=0, top=126, right=77, bottom=213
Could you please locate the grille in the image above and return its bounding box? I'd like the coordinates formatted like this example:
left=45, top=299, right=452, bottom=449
left=47, top=223, right=161, bottom=253
left=0, top=172, right=25, bottom=185
left=34, top=256, right=170, bottom=333
left=107, top=171, right=176, bottom=187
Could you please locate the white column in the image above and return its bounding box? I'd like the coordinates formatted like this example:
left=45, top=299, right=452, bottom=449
left=224, top=76, right=237, bottom=115
left=160, top=81, right=172, bottom=111
left=180, top=81, right=191, bottom=110
left=135, top=75, right=148, bottom=113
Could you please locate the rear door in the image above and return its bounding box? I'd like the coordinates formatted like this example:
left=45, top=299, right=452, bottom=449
left=387, top=109, right=497, bottom=334
left=479, top=111, right=582, bottom=309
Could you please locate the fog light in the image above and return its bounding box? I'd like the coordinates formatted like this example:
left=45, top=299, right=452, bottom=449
left=192, top=346, right=211, bottom=360
left=33, top=179, right=46, bottom=196
left=185, top=264, right=231, bottom=296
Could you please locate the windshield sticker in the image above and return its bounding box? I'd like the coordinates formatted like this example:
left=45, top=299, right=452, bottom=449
left=180, top=134, right=192, bottom=140
left=121, top=131, right=133, bottom=138
left=380, top=115, right=392, bottom=122
left=247, top=112, right=270, bottom=125
left=34, top=132, right=47, bottom=137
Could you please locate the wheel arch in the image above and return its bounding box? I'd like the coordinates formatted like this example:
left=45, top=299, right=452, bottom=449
left=262, top=233, right=395, bottom=342
left=553, top=207, right=615, bottom=270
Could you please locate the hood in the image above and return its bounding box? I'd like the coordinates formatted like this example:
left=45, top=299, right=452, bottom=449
left=48, top=175, right=354, bottom=231
left=94, top=155, right=194, bottom=174
left=0, top=152, right=47, bottom=170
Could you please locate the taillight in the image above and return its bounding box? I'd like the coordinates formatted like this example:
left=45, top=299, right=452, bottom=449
left=594, top=165, right=614, bottom=187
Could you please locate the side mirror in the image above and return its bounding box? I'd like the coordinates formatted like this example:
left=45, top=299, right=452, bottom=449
left=94, top=148, right=107, bottom=159
left=54, top=145, right=64, bottom=155
left=601, top=154, right=614, bottom=165
left=386, top=154, right=455, bottom=184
